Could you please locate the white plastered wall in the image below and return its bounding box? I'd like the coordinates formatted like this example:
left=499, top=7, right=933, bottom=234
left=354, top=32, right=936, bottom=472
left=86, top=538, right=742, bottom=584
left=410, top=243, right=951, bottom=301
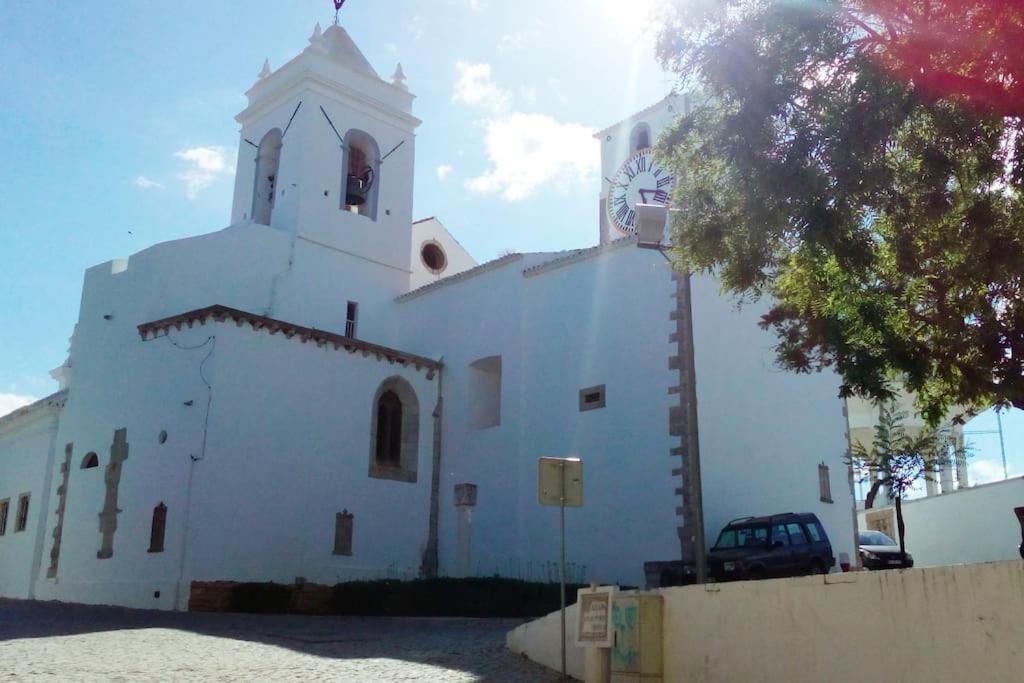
left=858, top=477, right=1024, bottom=567
left=409, top=218, right=477, bottom=290
left=0, top=405, right=60, bottom=599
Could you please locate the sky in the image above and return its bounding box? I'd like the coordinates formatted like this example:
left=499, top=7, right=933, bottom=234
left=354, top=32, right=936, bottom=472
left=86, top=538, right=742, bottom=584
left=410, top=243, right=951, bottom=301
left=0, top=0, right=1021, bottom=486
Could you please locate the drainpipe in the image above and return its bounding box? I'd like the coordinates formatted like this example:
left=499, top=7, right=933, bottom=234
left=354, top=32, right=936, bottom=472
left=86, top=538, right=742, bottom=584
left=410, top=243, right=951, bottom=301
left=420, top=360, right=444, bottom=578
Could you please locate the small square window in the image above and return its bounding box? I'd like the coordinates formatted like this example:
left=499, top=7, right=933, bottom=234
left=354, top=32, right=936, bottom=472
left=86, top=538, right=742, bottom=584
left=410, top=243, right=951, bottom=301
left=579, top=385, right=606, bottom=412
left=15, top=493, right=30, bottom=533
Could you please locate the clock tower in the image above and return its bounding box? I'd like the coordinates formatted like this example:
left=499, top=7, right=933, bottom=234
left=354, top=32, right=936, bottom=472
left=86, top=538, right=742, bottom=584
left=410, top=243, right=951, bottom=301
left=594, top=95, right=687, bottom=244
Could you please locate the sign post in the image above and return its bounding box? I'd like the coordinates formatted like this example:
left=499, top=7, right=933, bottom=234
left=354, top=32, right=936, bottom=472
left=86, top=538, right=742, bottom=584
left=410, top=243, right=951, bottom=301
left=539, top=457, right=583, bottom=679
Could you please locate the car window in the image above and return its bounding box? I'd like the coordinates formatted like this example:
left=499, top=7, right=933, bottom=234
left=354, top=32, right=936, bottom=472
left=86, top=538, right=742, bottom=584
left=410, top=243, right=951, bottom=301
left=771, top=523, right=789, bottom=546
left=786, top=523, right=809, bottom=546
left=806, top=522, right=823, bottom=543
left=715, top=526, right=768, bottom=549
left=858, top=530, right=896, bottom=546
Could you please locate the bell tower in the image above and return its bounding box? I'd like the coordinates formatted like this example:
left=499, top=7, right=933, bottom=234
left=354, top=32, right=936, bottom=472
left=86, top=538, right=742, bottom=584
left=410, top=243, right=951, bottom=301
left=230, top=22, right=421, bottom=274
left=594, top=95, right=687, bottom=244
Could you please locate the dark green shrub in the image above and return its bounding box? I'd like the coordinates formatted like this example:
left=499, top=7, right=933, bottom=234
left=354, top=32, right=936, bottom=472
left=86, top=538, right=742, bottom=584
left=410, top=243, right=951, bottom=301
left=230, top=582, right=294, bottom=613
left=330, top=577, right=586, bottom=617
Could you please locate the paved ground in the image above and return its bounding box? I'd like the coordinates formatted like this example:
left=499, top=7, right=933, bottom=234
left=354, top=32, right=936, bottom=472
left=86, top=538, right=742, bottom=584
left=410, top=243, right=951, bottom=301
left=0, top=599, right=564, bottom=682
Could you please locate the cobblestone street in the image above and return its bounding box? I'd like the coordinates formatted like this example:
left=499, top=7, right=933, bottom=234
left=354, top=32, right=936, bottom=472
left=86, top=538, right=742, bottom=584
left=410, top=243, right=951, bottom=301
left=0, top=600, right=563, bottom=682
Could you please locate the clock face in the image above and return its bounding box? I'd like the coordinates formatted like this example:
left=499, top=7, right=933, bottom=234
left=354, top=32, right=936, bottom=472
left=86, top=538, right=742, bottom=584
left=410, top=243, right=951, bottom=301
left=607, top=148, right=674, bottom=234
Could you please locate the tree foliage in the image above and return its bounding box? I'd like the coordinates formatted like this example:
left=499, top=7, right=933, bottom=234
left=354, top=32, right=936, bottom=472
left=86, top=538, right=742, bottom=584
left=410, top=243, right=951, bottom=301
left=847, top=402, right=963, bottom=553
left=655, top=0, right=1024, bottom=423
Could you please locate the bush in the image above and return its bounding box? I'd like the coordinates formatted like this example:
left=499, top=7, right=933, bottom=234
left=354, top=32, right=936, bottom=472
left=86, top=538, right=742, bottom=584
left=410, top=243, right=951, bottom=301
left=229, top=582, right=294, bottom=613
left=224, top=577, right=590, bottom=617
left=331, top=577, right=586, bottom=618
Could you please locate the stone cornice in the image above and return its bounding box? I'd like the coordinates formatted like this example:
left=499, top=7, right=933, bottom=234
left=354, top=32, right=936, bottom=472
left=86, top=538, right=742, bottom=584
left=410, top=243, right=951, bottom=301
left=0, top=390, right=67, bottom=434
left=137, top=305, right=441, bottom=377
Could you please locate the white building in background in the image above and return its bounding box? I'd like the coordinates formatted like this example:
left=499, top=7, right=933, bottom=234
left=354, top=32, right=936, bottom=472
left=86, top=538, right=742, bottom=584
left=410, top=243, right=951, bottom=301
left=859, top=477, right=1024, bottom=567
left=0, top=21, right=856, bottom=610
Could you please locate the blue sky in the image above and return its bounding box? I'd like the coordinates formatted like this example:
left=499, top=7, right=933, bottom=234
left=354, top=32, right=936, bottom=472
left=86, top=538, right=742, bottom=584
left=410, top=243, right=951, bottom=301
left=0, top=0, right=1020, bottom=484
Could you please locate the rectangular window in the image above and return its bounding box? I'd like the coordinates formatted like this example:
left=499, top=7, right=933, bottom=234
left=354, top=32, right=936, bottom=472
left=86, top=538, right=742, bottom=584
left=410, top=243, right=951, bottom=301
left=345, top=301, right=358, bottom=338
left=818, top=463, right=833, bottom=503
left=579, top=385, right=606, bottom=412
left=333, top=510, right=354, bottom=556
left=0, top=499, right=9, bottom=536
left=469, top=356, right=502, bottom=429
left=15, top=493, right=30, bottom=533
left=148, top=503, right=167, bottom=553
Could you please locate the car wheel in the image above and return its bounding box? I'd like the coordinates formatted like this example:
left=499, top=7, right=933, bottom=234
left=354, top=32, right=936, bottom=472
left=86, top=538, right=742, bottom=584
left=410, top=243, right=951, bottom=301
left=746, top=566, right=766, bottom=581
left=808, top=559, right=827, bottom=575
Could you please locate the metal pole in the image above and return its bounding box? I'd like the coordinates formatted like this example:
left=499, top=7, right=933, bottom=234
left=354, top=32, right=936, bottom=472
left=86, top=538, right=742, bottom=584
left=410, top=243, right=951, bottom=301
left=559, top=462, right=567, bottom=679
left=997, top=410, right=1008, bottom=480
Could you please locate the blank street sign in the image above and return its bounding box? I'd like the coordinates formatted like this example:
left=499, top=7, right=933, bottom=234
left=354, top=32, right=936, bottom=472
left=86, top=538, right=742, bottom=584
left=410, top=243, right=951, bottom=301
left=538, top=457, right=583, bottom=507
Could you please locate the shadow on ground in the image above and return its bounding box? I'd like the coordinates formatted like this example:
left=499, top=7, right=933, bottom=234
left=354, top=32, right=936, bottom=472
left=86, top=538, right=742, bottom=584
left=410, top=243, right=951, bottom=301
left=0, top=598, right=564, bottom=682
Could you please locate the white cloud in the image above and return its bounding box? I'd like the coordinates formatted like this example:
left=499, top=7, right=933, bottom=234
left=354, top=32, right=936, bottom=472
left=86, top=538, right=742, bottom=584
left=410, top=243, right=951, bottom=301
left=0, top=393, right=36, bottom=418
left=436, top=164, right=455, bottom=181
left=407, top=14, right=425, bottom=40
left=134, top=175, right=165, bottom=190
left=465, top=113, right=598, bottom=201
left=969, top=458, right=1016, bottom=485
left=453, top=62, right=510, bottom=114
left=174, top=146, right=233, bottom=200
left=518, top=86, right=538, bottom=105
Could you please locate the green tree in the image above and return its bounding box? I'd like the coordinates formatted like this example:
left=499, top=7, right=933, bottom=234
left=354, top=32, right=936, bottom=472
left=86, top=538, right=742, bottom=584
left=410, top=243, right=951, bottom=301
left=655, top=0, right=1024, bottom=424
left=848, top=403, right=964, bottom=556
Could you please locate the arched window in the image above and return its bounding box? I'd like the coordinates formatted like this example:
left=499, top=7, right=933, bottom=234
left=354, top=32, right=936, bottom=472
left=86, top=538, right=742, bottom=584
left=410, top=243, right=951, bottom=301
left=368, top=377, right=419, bottom=483
left=375, top=390, right=403, bottom=466
left=81, top=452, right=99, bottom=469
left=342, top=130, right=380, bottom=220
left=630, top=122, right=652, bottom=152
left=251, top=128, right=283, bottom=225
left=148, top=503, right=167, bottom=553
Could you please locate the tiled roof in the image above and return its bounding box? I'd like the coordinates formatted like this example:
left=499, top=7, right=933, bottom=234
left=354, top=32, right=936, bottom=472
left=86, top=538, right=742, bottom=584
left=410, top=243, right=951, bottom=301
left=395, top=253, right=524, bottom=302
left=521, top=236, right=638, bottom=277
left=137, top=305, right=441, bottom=375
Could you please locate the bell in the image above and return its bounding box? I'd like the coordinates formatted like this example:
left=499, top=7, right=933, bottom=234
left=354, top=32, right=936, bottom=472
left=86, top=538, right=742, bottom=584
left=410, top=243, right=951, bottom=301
left=346, top=175, right=368, bottom=206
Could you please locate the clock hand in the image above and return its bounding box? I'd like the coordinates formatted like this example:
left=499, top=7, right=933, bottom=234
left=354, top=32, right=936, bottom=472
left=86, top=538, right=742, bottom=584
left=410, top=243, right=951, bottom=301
left=638, top=189, right=658, bottom=202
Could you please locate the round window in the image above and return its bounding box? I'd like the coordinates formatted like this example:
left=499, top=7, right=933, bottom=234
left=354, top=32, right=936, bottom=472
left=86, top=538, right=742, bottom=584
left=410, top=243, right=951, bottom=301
left=421, top=242, right=447, bottom=274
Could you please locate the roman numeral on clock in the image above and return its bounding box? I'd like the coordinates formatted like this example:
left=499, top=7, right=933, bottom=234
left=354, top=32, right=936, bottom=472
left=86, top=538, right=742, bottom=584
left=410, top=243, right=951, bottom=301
left=657, top=175, right=673, bottom=189
left=636, top=156, right=647, bottom=173
left=616, top=203, right=629, bottom=223
left=654, top=190, right=669, bottom=204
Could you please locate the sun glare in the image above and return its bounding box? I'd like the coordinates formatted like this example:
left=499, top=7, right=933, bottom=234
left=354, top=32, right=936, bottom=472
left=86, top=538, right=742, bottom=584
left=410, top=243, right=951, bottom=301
left=598, top=0, right=666, bottom=40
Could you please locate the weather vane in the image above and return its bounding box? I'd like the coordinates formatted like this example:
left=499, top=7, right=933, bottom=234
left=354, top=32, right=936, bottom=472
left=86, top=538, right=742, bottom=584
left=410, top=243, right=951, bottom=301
left=333, top=0, right=347, bottom=26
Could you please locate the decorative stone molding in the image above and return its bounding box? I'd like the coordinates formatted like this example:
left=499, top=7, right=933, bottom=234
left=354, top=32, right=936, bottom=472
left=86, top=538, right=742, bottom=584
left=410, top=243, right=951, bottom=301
left=46, top=442, right=73, bottom=578
left=97, top=429, right=129, bottom=559
left=368, top=376, right=419, bottom=484
left=137, top=305, right=441, bottom=377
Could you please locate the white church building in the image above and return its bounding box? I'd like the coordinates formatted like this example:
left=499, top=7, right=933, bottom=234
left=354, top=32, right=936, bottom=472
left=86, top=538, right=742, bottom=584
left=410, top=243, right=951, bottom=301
left=0, top=22, right=857, bottom=611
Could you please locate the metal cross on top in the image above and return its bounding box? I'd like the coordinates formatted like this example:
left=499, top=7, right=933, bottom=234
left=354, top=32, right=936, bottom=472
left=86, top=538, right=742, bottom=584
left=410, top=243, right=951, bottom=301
left=333, top=0, right=347, bottom=26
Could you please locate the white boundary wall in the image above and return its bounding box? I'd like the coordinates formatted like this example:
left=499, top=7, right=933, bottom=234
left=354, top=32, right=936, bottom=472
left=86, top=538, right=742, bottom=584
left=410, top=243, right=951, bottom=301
left=509, top=561, right=1024, bottom=682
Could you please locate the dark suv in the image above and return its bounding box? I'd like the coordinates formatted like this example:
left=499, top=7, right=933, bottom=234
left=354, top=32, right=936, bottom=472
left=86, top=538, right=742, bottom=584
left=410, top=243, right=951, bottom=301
left=707, top=513, right=835, bottom=581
